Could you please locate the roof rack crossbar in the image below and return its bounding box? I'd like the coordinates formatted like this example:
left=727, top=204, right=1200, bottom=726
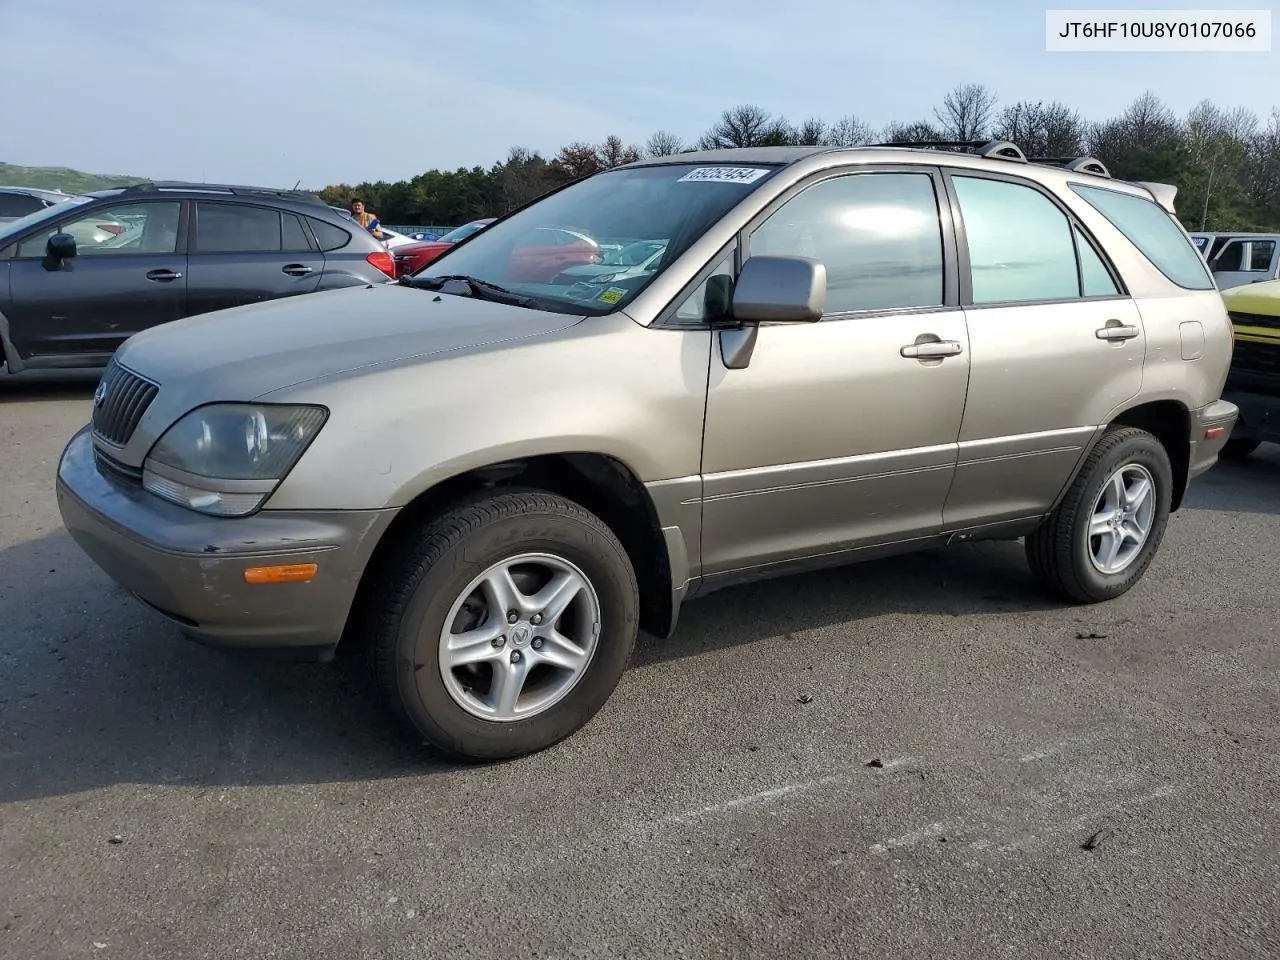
left=1027, top=156, right=1112, bottom=178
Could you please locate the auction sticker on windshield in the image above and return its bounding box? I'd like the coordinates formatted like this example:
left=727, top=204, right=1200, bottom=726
left=677, top=166, right=771, bottom=184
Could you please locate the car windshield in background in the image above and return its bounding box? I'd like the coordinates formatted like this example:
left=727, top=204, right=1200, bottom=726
left=412, top=163, right=781, bottom=314
left=0, top=194, right=93, bottom=244
left=438, top=221, right=489, bottom=243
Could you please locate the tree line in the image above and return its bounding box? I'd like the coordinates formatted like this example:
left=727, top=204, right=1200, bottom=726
left=319, top=84, right=1280, bottom=233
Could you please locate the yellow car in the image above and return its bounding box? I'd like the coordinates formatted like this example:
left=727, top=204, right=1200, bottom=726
left=1220, top=278, right=1280, bottom=458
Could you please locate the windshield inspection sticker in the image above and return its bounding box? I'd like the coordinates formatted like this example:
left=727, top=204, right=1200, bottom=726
left=597, top=287, right=627, bottom=305
left=677, top=166, right=771, bottom=184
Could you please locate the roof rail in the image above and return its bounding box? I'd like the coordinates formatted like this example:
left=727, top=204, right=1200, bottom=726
left=871, top=139, right=987, bottom=151
left=870, top=139, right=1029, bottom=162
left=118, top=181, right=325, bottom=203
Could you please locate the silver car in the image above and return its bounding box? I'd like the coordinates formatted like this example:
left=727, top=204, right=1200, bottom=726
left=55, top=143, right=1238, bottom=761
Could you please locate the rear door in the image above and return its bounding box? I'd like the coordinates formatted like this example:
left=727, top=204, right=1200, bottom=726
left=186, top=201, right=323, bottom=316
left=940, top=170, right=1144, bottom=529
left=5, top=199, right=187, bottom=363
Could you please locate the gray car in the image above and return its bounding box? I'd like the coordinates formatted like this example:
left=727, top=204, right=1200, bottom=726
left=55, top=142, right=1238, bottom=761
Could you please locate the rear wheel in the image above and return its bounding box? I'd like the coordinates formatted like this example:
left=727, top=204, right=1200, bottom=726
left=1219, top=437, right=1260, bottom=461
left=1026, top=426, right=1172, bottom=603
left=370, top=489, right=639, bottom=761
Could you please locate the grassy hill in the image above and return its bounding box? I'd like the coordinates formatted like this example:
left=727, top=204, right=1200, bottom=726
left=0, top=162, right=144, bottom=194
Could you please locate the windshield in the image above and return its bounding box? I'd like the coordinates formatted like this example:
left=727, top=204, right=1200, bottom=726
left=412, top=163, right=780, bottom=314
left=438, top=220, right=490, bottom=244
left=0, top=194, right=93, bottom=243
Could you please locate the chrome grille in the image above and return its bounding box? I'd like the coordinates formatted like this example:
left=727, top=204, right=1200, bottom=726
left=91, top=359, right=159, bottom=447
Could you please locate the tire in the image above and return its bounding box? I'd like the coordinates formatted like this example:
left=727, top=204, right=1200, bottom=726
left=1026, top=426, right=1173, bottom=604
left=1219, top=438, right=1260, bottom=461
left=370, top=489, right=639, bottom=761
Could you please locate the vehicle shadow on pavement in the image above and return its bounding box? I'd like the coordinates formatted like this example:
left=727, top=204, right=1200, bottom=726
left=1180, top=447, right=1280, bottom=516
left=0, top=527, right=1056, bottom=803
left=0, top=370, right=100, bottom=404
left=634, top=539, right=1056, bottom=668
left=0, top=531, right=457, bottom=804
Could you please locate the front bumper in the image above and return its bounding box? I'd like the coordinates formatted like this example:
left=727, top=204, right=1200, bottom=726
left=1220, top=387, right=1280, bottom=445
left=55, top=427, right=397, bottom=650
left=1187, top=398, right=1240, bottom=482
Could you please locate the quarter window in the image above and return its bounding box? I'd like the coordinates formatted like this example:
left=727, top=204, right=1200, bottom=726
left=953, top=176, right=1080, bottom=304
left=749, top=172, right=945, bottom=314
left=0, top=193, right=45, bottom=218
left=1069, top=183, right=1214, bottom=290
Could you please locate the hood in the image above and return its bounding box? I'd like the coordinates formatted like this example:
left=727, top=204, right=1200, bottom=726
left=114, top=282, right=585, bottom=402
left=1221, top=278, right=1280, bottom=316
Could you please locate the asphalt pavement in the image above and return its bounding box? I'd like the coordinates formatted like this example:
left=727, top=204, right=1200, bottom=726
left=2, top=371, right=1277, bottom=960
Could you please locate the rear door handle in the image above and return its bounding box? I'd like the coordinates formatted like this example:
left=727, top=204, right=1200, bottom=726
left=145, top=269, right=182, bottom=282
left=1095, top=323, right=1140, bottom=341
left=282, top=263, right=314, bottom=276
left=900, top=339, right=964, bottom=359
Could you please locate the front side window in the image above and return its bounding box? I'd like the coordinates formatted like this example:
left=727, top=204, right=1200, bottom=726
left=16, top=201, right=181, bottom=258
left=953, top=176, right=1080, bottom=304
left=412, top=162, right=781, bottom=315
left=673, top=245, right=736, bottom=324
left=1249, top=240, right=1275, bottom=272
left=748, top=172, right=945, bottom=314
left=1069, top=183, right=1214, bottom=290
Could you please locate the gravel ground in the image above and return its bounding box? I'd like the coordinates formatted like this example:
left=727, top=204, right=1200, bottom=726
left=2, top=371, right=1277, bottom=960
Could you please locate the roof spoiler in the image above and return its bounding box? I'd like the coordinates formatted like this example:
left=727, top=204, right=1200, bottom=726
left=1135, top=181, right=1178, bottom=215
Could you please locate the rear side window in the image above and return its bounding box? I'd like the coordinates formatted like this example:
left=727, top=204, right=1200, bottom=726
left=282, top=212, right=311, bottom=251
left=1075, top=226, right=1120, bottom=297
left=953, top=175, right=1080, bottom=304
left=196, top=202, right=281, bottom=253
left=0, top=193, right=45, bottom=217
left=308, top=217, right=351, bottom=252
left=1069, top=184, right=1214, bottom=290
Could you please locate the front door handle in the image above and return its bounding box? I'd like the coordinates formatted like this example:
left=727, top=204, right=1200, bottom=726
left=282, top=263, right=314, bottom=276
left=145, top=269, right=182, bottom=282
left=1095, top=323, right=1140, bottom=341
left=900, top=339, right=963, bottom=359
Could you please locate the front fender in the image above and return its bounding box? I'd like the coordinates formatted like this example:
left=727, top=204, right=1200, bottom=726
left=261, top=317, right=714, bottom=511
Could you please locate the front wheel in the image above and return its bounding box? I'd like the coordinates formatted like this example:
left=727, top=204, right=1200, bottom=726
left=1026, top=426, right=1173, bottom=603
left=370, top=490, right=639, bottom=761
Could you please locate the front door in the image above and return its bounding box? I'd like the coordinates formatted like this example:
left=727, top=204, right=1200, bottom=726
left=185, top=201, right=324, bottom=316
left=7, top=199, right=186, bottom=364
left=698, top=168, right=971, bottom=579
left=1208, top=236, right=1278, bottom=289
left=940, top=171, right=1146, bottom=529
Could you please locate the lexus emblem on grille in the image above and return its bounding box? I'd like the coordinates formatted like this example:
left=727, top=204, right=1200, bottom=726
left=94, top=381, right=108, bottom=407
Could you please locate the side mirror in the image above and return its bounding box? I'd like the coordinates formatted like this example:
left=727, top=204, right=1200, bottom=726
left=45, top=232, right=78, bottom=269
left=730, top=255, right=826, bottom=324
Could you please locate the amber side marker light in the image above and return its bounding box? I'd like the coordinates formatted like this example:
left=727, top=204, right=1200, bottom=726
left=1205, top=427, right=1227, bottom=440
left=243, top=564, right=319, bottom=585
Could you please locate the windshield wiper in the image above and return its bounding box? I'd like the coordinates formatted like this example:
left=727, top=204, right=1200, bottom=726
left=401, top=274, right=540, bottom=309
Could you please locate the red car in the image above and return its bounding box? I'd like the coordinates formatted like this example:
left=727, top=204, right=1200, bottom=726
left=393, top=218, right=496, bottom=277
left=395, top=223, right=603, bottom=282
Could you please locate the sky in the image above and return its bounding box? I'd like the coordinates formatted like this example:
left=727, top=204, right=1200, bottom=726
left=4, top=0, right=1278, bottom=188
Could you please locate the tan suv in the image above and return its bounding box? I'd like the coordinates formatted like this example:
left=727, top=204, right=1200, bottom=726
left=55, top=142, right=1238, bottom=760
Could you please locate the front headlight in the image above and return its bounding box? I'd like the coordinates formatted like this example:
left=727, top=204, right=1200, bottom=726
left=142, top=403, right=328, bottom=516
